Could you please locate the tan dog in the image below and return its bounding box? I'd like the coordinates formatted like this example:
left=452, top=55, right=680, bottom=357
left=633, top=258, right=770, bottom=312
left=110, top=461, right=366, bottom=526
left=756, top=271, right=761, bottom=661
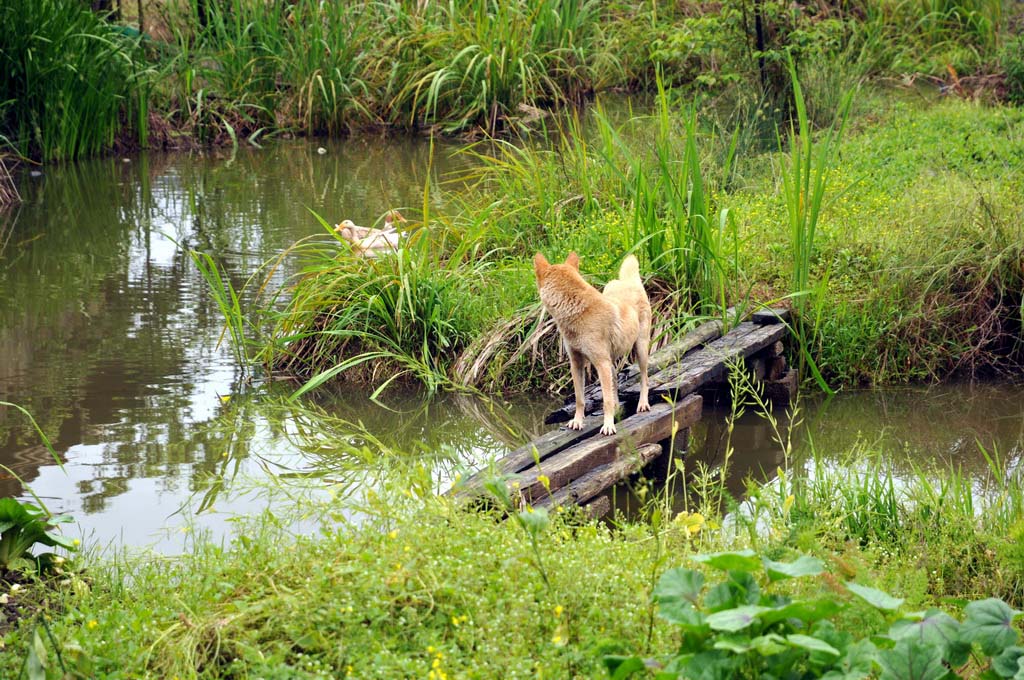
left=534, top=252, right=651, bottom=435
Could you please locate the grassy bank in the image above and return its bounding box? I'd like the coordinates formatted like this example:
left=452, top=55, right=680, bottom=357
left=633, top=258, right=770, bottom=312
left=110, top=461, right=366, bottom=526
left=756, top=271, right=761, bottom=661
left=259, top=87, right=1024, bottom=395
left=3, top=0, right=1023, bottom=161
left=2, top=430, right=1023, bottom=677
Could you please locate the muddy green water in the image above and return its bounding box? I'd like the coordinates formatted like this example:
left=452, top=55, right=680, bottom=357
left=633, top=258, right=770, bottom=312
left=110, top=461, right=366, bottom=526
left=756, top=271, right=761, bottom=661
left=1, top=139, right=1021, bottom=553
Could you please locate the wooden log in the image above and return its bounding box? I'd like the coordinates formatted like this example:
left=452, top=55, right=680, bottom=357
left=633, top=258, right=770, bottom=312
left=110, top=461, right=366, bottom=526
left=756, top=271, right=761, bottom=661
left=534, top=442, right=663, bottom=509
left=545, top=318, right=724, bottom=424
left=752, top=307, right=791, bottom=325
left=622, top=322, right=787, bottom=400
left=582, top=495, right=611, bottom=519
left=456, top=415, right=604, bottom=496
left=767, top=355, right=787, bottom=381
left=512, top=394, right=702, bottom=503
left=764, top=340, right=784, bottom=357
left=764, top=368, right=798, bottom=404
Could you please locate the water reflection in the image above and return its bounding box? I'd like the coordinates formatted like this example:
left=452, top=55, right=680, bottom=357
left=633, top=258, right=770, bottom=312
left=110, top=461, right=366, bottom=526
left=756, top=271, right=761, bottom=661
left=0, top=137, right=478, bottom=551
left=1, top=132, right=1022, bottom=554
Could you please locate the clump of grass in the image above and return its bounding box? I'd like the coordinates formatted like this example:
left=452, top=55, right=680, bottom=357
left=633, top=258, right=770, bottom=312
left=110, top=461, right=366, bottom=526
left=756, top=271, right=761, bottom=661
left=0, top=0, right=151, bottom=161
left=262, top=210, right=503, bottom=396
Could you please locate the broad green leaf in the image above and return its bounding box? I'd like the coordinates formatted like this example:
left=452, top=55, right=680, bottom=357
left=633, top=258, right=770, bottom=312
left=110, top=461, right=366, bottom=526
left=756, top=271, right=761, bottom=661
left=675, top=649, right=740, bottom=679
left=820, top=639, right=877, bottom=680
left=876, top=638, right=946, bottom=680
left=603, top=655, right=647, bottom=679
left=750, top=633, right=788, bottom=656
left=761, top=599, right=843, bottom=626
left=713, top=635, right=751, bottom=654
left=704, top=582, right=738, bottom=612
left=787, top=633, right=841, bottom=656
left=727, top=570, right=761, bottom=605
left=888, top=610, right=960, bottom=662
left=692, top=549, right=761, bottom=572
left=763, top=555, right=825, bottom=582
left=706, top=605, right=770, bottom=632
left=962, top=599, right=1022, bottom=656
left=991, top=646, right=1024, bottom=678
left=846, top=582, right=904, bottom=611
left=657, top=599, right=706, bottom=629
left=27, top=629, right=48, bottom=680
left=654, top=567, right=704, bottom=605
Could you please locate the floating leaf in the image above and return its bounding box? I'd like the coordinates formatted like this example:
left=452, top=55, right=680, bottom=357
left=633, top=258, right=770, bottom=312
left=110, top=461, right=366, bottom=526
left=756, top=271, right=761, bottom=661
left=763, top=555, right=825, bottom=582
left=961, top=598, right=1022, bottom=656
left=692, top=549, right=761, bottom=572
left=876, top=638, right=946, bottom=680
left=846, top=582, right=904, bottom=611
left=706, top=605, right=769, bottom=632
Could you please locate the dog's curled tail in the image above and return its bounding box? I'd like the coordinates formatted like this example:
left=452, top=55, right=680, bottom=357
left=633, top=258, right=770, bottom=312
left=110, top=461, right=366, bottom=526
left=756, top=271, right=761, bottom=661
left=618, top=254, right=642, bottom=282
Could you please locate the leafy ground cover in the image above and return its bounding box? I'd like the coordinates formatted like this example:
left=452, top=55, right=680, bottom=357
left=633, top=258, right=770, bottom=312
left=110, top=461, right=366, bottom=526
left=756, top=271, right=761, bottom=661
left=1, top=425, right=1022, bottom=677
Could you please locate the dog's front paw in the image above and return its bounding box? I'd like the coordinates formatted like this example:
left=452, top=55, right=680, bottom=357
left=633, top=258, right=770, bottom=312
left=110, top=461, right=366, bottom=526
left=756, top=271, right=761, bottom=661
left=600, top=422, right=617, bottom=436
left=568, top=417, right=585, bottom=430
left=636, top=399, right=651, bottom=413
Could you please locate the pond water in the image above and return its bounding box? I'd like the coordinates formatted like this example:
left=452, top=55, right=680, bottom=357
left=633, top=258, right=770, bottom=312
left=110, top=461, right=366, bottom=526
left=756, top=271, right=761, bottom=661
left=1, top=137, right=1022, bottom=554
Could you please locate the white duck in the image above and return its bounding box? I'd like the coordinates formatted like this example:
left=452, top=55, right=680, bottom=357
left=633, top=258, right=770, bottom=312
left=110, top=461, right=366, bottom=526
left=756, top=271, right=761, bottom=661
left=334, top=219, right=372, bottom=242
left=355, top=210, right=408, bottom=257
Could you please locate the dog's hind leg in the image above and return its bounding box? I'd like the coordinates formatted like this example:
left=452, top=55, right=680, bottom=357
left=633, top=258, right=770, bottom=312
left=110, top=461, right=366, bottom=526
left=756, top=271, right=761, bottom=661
left=567, top=349, right=588, bottom=430
left=596, top=357, right=618, bottom=435
left=635, top=320, right=651, bottom=413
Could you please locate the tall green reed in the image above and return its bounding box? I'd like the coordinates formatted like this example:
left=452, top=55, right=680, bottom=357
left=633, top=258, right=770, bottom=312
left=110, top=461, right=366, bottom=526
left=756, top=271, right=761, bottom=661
left=0, top=0, right=151, bottom=161
left=778, top=55, right=851, bottom=392
left=385, top=0, right=605, bottom=134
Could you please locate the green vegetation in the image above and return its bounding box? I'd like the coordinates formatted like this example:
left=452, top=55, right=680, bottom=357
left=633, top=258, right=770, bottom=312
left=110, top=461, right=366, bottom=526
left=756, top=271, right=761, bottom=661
left=0, top=499, right=76, bottom=574
left=612, top=550, right=1023, bottom=678
left=0, top=0, right=151, bottom=162
left=260, top=89, right=1023, bottom=394
left=1, top=0, right=1019, bottom=160
left=1, top=418, right=1023, bottom=676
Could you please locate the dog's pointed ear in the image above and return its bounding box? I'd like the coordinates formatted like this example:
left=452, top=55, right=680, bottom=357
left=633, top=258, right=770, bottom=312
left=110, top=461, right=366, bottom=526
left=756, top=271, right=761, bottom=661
left=565, top=252, right=580, bottom=270
left=533, top=253, right=550, bottom=281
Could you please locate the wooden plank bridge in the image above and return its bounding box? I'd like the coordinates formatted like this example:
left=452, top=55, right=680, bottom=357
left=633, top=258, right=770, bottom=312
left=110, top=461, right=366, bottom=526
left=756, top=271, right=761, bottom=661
left=455, top=309, right=797, bottom=516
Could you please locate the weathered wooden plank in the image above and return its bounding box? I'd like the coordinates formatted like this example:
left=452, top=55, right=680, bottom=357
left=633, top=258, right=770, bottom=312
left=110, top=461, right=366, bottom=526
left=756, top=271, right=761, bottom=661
left=752, top=307, right=791, bottom=325
left=622, top=322, right=787, bottom=400
left=534, top=442, right=663, bottom=509
left=511, top=394, right=702, bottom=503
left=456, top=415, right=605, bottom=495
left=545, top=318, right=724, bottom=424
